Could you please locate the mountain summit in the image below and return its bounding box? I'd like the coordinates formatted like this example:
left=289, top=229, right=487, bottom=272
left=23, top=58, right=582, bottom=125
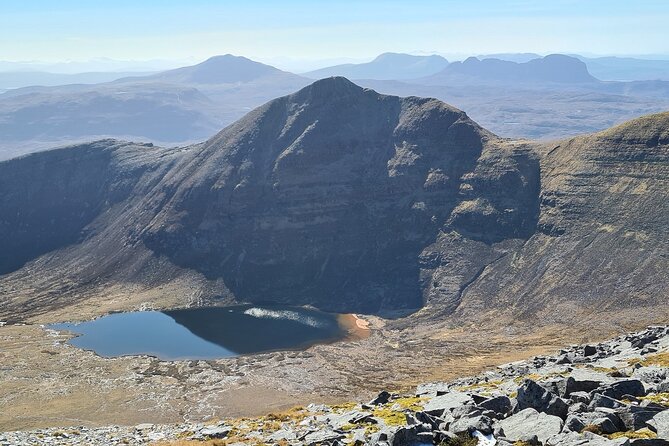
left=145, top=54, right=289, bottom=84
left=0, top=79, right=666, bottom=326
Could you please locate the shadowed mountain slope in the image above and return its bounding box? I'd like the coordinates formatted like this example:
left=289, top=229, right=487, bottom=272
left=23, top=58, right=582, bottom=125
left=0, top=79, right=666, bottom=325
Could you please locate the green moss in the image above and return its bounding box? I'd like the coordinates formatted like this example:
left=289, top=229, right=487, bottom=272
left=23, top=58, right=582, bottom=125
left=372, top=407, right=407, bottom=426
left=638, top=393, right=669, bottom=406
left=631, top=352, right=669, bottom=367
left=393, top=396, right=426, bottom=411
left=455, top=380, right=503, bottom=394
left=607, top=428, right=657, bottom=440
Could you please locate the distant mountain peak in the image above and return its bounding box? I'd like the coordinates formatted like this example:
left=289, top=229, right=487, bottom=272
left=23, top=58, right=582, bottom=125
left=427, top=54, right=597, bottom=84
left=151, top=54, right=287, bottom=84
left=304, top=53, right=449, bottom=80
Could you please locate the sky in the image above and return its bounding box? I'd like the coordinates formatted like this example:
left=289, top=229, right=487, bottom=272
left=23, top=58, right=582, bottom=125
left=1, top=0, right=668, bottom=71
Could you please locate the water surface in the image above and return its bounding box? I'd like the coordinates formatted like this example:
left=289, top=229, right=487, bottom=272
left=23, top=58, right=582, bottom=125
left=49, top=305, right=347, bottom=360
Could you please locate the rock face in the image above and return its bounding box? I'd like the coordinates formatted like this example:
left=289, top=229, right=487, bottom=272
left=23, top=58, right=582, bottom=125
left=0, top=78, right=667, bottom=321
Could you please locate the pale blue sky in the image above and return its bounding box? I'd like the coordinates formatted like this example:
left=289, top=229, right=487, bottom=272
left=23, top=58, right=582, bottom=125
left=1, top=0, right=668, bottom=65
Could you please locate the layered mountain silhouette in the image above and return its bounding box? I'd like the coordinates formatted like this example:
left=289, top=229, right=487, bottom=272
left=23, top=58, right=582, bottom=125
left=0, top=79, right=667, bottom=322
left=0, top=55, right=310, bottom=160
left=423, top=54, right=598, bottom=85
left=303, top=53, right=449, bottom=80
left=122, top=54, right=302, bottom=85
left=3, top=54, right=669, bottom=162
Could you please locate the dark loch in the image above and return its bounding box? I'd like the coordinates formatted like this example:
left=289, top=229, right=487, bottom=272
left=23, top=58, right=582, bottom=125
left=49, top=305, right=346, bottom=360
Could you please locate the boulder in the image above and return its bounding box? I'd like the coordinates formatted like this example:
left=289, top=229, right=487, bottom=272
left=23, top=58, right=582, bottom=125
left=199, top=426, right=231, bottom=439
left=563, top=414, right=586, bottom=433
left=600, top=380, right=646, bottom=400
left=517, top=379, right=569, bottom=419
left=615, top=405, right=665, bottom=431
left=423, top=391, right=472, bottom=416
left=406, top=411, right=444, bottom=430
left=449, top=415, right=493, bottom=436
left=370, top=391, right=392, bottom=405
left=648, top=410, right=669, bottom=437
left=590, top=393, right=625, bottom=410
left=565, top=370, right=608, bottom=396
left=570, top=391, right=592, bottom=404
left=479, top=395, right=512, bottom=417
left=384, top=424, right=432, bottom=446
left=303, top=429, right=346, bottom=445
left=497, top=408, right=563, bottom=443
left=584, top=345, right=599, bottom=357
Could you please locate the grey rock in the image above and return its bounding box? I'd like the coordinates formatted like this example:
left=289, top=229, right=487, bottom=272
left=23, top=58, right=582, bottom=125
left=497, top=408, right=563, bottom=443
left=648, top=410, right=669, bottom=437
left=303, top=430, right=345, bottom=445
left=600, top=380, right=646, bottom=400
left=449, top=415, right=493, bottom=435
left=423, top=391, right=472, bottom=415
left=479, top=395, right=512, bottom=417
left=200, top=426, right=230, bottom=439
left=370, top=391, right=392, bottom=405
left=563, top=414, right=586, bottom=433
left=615, top=405, right=665, bottom=431
left=590, top=393, right=625, bottom=410
left=570, top=391, right=592, bottom=404
left=517, top=379, right=569, bottom=419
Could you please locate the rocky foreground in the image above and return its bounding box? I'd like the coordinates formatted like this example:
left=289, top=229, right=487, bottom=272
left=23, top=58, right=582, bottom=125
left=3, top=325, right=669, bottom=446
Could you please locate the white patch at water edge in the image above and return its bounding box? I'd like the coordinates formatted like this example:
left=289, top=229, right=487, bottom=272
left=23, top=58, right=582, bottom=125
left=471, top=430, right=496, bottom=446
left=243, top=308, right=324, bottom=328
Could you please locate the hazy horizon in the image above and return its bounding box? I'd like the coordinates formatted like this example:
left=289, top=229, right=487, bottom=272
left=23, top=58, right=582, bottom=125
left=2, top=0, right=668, bottom=73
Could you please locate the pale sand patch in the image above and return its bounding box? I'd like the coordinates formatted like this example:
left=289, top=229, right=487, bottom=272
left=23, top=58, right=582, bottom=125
left=337, top=314, right=371, bottom=340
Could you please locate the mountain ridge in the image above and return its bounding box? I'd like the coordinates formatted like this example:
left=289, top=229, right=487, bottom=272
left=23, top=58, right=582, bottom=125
left=0, top=78, right=666, bottom=326
left=304, top=53, right=449, bottom=80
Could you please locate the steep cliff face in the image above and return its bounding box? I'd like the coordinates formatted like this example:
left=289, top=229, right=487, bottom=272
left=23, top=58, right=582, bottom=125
left=454, top=112, right=669, bottom=321
left=0, top=141, right=182, bottom=275
left=0, top=79, right=665, bottom=322
left=140, top=78, right=539, bottom=312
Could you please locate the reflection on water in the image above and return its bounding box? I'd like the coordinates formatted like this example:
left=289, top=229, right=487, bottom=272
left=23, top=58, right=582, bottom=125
left=49, top=305, right=347, bottom=360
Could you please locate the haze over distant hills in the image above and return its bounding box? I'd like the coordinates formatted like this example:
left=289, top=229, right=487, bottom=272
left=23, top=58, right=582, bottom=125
left=0, top=55, right=310, bottom=160
left=303, top=53, right=449, bottom=80
left=2, top=52, right=669, bottom=159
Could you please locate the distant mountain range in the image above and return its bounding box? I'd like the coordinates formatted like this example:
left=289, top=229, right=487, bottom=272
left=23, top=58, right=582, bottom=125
left=0, top=78, right=666, bottom=326
left=303, top=52, right=449, bottom=80
left=422, top=54, right=597, bottom=85
left=2, top=53, right=669, bottom=160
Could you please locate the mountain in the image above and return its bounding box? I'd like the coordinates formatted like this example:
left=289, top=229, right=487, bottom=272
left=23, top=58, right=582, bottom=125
left=0, top=78, right=666, bottom=326
left=303, top=53, right=449, bottom=80
left=0, top=55, right=310, bottom=160
left=124, top=54, right=299, bottom=85
left=576, top=55, right=669, bottom=81
left=423, top=54, right=598, bottom=85
left=476, top=53, right=542, bottom=63
left=0, top=71, right=155, bottom=90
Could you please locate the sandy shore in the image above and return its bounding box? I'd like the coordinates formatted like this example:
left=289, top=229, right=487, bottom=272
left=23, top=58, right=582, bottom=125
left=337, top=313, right=371, bottom=340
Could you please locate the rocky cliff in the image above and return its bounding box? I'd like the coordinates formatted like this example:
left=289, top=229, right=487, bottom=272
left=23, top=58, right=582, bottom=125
left=0, top=79, right=666, bottom=323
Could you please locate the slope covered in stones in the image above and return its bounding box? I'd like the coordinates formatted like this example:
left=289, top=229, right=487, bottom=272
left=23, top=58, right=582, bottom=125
left=4, top=325, right=669, bottom=445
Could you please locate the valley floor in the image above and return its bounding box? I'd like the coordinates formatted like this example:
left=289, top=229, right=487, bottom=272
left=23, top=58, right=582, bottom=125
left=0, top=299, right=662, bottom=433
left=2, top=325, right=669, bottom=445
